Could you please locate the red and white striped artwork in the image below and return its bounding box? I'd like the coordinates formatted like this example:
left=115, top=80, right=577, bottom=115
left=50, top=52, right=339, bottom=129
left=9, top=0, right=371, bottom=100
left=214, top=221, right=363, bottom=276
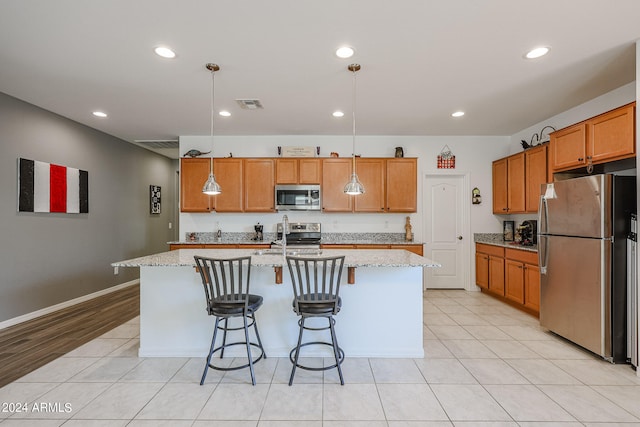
left=18, top=158, right=89, bottom=213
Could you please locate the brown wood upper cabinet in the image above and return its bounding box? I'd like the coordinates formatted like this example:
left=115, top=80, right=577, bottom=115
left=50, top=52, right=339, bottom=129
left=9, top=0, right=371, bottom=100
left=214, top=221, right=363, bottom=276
left=180, top=158, right=214, bottom=212
left=493, top=145, right=547, bottom=214
left=244, top=159, right=275, bottom=212
left=182, top=156, right=417, bottom=213
left=387, top=158, right=418, bottom=212
left=492, top=154, right=525, bottom=214
left=212, top=158, right=244, bottom=212
left=550, top=102, right=635, bottom=172
left=322, top=158, right=417, bottom=213
left=354, top=158, right=386, bottom=212
left=275, top=158, right=321, bottom=184
left=321, top=158, right=353, bottom=212
left=525, top=145, right=548, bottom=212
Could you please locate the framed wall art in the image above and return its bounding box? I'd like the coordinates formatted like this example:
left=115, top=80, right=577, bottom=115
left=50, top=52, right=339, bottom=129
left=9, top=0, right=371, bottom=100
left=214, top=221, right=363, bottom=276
left=150, top=185, right=161, bottom=214
left=18, top=157, right=89, bottom=213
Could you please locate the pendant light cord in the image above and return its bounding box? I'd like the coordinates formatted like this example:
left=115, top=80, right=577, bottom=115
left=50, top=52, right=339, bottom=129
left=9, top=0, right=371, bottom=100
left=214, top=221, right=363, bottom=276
left=210, top=68, right=215, bottom=175
left=351, top=66, right=357, bottom=172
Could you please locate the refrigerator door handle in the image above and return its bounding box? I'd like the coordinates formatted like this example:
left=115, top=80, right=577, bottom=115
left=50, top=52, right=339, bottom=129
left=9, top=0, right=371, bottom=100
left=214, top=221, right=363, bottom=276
left=538, top=195, right=548, bottom=234
left=538, top=235, right=548, bottom=275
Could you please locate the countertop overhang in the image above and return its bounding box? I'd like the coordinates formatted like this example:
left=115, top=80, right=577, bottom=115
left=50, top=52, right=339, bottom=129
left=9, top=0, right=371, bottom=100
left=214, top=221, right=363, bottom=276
left=112, top=248, right=440, bottom=269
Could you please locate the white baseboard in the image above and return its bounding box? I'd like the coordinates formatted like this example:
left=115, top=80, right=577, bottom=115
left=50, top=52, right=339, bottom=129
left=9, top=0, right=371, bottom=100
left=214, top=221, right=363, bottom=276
left=0, top=279, right=139, bottom=330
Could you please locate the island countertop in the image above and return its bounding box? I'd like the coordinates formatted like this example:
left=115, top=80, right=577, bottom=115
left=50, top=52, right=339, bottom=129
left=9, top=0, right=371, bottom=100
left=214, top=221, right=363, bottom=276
left=113, top=248, right=440, bottom=269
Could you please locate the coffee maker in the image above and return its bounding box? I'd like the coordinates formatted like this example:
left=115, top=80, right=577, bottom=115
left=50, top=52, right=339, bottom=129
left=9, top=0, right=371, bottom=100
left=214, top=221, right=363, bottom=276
left=253, top=223, right=264, bottom=241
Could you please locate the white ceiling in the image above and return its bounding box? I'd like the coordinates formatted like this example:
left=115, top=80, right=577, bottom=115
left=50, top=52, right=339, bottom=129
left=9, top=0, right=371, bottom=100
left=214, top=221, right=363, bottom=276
left=0, top=0, right=638, bottom=159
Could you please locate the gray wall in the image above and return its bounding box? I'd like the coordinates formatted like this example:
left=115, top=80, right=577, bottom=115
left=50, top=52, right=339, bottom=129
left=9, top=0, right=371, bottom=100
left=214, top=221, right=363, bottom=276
left=0, top=92, right=176, bottom=322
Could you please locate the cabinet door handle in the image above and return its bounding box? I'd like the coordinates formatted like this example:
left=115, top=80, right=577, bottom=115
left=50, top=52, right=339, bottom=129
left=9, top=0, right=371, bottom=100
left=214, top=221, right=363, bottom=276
left=578, top=157, right=584, bottom=161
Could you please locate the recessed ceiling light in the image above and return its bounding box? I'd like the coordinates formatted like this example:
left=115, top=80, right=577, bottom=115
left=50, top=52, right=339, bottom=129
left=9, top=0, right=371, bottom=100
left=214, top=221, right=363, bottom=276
left=92, top=111, right=107, bottom=118
left=525, top=46, right=550, bottom=59
left=219, top=110, right=231, bottom=117
left=332, top=111, right=345, bottom=117
left=451, top=111, right=465, bottom=118
left=154, top=46, right=176, bottom=59
left=335, top=46, right=355, bottom=59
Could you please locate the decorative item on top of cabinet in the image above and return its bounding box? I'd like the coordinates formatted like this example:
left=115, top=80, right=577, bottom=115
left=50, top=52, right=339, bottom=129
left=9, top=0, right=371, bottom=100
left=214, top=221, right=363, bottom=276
left=395, top=147, right=404, bottom=158
left=183, top=149, right=211, bottom=158
left=521, top=125, right=556, bottom=150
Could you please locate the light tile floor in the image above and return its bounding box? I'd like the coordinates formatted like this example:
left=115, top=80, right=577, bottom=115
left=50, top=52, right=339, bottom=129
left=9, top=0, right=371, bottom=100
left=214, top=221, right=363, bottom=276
left=2, top=289, right=640, bottom=426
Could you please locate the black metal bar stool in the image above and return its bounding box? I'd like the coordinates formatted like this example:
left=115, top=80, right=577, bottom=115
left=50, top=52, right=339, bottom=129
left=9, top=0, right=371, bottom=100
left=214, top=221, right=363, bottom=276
left=285, top=255, right=345, bottom=386
left=194, top=255, right=266, bottom=385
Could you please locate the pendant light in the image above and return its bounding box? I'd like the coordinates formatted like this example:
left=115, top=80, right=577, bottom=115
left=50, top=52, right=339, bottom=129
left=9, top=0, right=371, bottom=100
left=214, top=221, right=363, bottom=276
left=202, top=63, right=222, bottom=195
left=344, top=63, right=365, bottom=195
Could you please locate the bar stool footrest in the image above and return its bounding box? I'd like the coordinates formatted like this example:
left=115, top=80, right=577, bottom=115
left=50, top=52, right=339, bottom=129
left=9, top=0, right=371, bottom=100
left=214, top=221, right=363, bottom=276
left=289, top=341, right=344, bottom=371
left=208, top=341, right=266, bottom=372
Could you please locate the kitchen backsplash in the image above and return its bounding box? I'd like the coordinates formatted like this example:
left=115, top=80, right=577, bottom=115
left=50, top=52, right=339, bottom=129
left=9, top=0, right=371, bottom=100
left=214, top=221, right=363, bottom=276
left=183, top=231, right=410, bottom=244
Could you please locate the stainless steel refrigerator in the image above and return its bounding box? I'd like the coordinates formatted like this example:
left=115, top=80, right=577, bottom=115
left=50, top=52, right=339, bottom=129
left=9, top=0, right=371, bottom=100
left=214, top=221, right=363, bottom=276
left=538, top=174, right=636, bottom=363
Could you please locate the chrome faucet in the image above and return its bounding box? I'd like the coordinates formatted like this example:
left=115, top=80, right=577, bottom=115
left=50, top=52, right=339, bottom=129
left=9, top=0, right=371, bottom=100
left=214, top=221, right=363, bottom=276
left=282, top=215, right=290, bottom=255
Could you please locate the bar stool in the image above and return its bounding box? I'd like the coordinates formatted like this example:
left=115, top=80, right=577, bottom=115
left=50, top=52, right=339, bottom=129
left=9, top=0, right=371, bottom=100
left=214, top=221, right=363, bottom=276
left=285, top=255, right=345, bottom=385
left=194, top=255, right=266, bottom=386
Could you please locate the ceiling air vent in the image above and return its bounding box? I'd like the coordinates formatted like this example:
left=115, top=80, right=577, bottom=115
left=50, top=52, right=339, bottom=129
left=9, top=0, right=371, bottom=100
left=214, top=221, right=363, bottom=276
left=134, top=140, right=179, bottom=149
left=236, top=99, right=264, bottom=110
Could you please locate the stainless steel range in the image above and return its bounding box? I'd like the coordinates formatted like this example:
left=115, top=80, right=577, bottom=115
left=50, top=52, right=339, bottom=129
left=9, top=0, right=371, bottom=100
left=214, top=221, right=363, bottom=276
left=272, top=222, right=321, bottom=249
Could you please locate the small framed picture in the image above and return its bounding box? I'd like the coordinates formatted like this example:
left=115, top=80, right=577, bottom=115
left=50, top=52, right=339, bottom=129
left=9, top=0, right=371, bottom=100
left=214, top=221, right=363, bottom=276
left=150, top=185, right=161, bottom=214
left=503, top=220, right=515, bottom=241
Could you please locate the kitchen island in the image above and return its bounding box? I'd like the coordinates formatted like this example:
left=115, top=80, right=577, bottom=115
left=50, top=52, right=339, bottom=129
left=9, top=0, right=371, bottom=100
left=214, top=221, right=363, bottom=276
left=112, top=248, right=439, bottom=358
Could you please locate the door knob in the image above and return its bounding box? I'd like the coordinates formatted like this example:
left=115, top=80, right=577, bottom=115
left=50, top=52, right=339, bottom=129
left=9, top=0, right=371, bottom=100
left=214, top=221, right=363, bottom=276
left=457, top=236, right=463, bottom=240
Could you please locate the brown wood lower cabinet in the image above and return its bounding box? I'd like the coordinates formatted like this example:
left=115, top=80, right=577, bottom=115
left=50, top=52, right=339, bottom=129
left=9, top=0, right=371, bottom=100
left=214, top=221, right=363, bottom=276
left=475, top=243, right=504, bottom=295
left=476, top=243, right=539, bottom=316
left=505, top=248, right=539, bottom=313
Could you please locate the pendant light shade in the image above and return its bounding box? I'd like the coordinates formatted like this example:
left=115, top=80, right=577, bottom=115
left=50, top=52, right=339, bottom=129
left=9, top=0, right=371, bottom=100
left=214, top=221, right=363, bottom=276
left=344, top=172, right=365, bottom=195
left=202, top=63, right=222, bottom=195
left=202, top=172, right=222, bottom=195
left=344, top=63, right=365, bottom=195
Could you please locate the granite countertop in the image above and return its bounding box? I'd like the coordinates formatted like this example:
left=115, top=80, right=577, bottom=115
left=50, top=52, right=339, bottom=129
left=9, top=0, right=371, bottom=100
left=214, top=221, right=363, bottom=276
left=112, top=248, right=440, bottom=268
left=474, top=233, right=537, bottom=253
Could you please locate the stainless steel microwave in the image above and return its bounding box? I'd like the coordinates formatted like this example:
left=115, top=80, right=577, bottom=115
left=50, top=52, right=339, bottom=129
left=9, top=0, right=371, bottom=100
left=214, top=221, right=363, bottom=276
left=275, top=185, right=321, bottom=211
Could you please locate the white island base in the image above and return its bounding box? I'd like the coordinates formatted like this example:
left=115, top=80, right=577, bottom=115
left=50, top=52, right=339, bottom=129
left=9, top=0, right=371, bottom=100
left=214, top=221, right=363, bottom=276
left=136, top=252, right=429, bottom=359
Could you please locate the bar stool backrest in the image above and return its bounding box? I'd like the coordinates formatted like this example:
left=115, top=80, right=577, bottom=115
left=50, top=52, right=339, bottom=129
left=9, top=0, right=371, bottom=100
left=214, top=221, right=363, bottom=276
left=286, top=256, right=345, bottom=315
left=194, top=256, right=253, bottom=315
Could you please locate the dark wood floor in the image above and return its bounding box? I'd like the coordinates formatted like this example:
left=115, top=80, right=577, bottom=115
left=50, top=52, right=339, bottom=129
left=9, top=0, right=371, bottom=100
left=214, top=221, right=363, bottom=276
left=0, top=284, right=139, bottom=387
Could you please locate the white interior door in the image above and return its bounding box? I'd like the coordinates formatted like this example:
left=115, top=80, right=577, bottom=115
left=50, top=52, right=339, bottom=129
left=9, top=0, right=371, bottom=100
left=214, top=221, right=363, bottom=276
left=424, top=174, right=468, bottom=289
